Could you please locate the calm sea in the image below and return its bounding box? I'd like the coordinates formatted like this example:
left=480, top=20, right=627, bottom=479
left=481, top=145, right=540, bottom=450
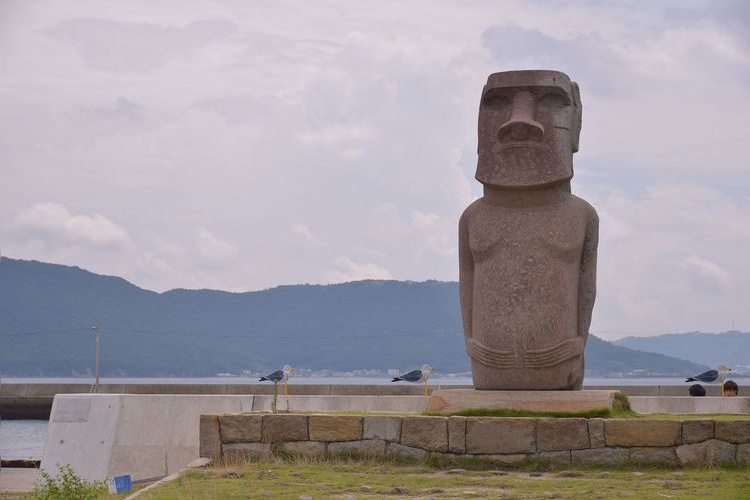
left=2, top=376, right=747, bottom=460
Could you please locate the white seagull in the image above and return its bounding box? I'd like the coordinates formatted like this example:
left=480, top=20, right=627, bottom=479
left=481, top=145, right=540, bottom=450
left=259, top=365, right=295, bottom=395
left=685, top=365, right=732, bottom=395
left=391, top=364, right=435, bottom=396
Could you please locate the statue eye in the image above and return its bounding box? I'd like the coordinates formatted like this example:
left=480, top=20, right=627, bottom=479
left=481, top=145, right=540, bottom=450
left=537, top=93, right=570, bottom=108
left=483, top=94, right=511, bottom=110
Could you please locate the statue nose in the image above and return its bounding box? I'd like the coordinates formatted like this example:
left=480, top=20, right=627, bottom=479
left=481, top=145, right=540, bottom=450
left=497, top=91, right=544, bottom=142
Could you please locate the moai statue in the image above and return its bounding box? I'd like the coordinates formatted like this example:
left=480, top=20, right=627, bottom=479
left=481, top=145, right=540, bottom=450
left=459, top=70, right=598, bottom=390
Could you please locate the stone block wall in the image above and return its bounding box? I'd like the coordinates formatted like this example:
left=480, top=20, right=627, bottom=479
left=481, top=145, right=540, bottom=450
left=201, top=414, right=750, bottom=467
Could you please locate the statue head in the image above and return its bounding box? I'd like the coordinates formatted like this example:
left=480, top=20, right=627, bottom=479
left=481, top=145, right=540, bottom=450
left=475, top=70, right=582, bottom=188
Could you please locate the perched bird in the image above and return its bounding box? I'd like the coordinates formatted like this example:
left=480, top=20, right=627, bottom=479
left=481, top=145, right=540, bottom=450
left=685, top=365, right=732, bottom=394
left=391, top=364, right=435, bottom=396
left=259, top=365, right=295, bottom=395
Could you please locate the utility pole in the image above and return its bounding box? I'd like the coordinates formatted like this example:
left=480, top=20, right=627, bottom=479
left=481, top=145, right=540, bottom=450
left=91, top=325, right=102, bottom=393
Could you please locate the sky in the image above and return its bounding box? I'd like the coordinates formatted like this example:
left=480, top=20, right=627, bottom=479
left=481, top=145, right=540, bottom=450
left=1, top=0, right=749, bottom=340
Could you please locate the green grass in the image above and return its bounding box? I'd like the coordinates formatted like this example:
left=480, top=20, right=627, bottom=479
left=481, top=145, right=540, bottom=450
left=123, top=457, right=750, bottom=499
left=423, top=391, right=636, bottom=418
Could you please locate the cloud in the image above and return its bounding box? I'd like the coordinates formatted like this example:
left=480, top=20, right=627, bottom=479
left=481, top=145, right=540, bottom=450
left=329, top=256, right=392, bottom=282
left=679, top=255, right=733, bottom=293
left=45, top=18, right=238, bottom=72
left=194, top=226, right=239, bottom=263
left=12, top=203, right=130, bottom=248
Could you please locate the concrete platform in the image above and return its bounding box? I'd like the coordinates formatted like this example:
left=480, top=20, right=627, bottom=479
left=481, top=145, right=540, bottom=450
left=0, top=467, right=39, bottom=493
left=629, top=396, right=750, bottom=414
left=427, top=389, right=621, bottom=413
left=41, top=394, right=255, bottom=482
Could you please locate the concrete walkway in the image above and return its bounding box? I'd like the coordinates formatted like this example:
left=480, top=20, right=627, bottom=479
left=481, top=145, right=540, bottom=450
left=0, top=468, right=39, bottom=493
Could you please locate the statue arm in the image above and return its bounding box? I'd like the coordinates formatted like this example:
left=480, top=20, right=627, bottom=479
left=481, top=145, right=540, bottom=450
left=458, top=211, right=474, bottom=352
left=578, top=207, right=599, bottom=338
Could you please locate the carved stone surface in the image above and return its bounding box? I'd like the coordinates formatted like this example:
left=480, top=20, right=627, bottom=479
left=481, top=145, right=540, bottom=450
left=309, top=415, right=362, bottom=442
left=278, top=441, right=326, bottom=455
left=363, top=416, right=402, bottom=442
left=682, top=420, right=714, bottom=444
left=262, top=414, right=308, bottom=442
left=587, top=418, right=606, bottom=448
left=400, top=416, right=448, bottom=452
left=460, top=70, right=598, bottom=390
left=328, top=439, right=387, bottom=456
left=629, top=446, right=677, bottom=465
left=571, top=447, right=628, bottom=466
left=448, top=416, right=467, bottom=454
left=537, top=418, right=589, bottom=451
left=218, top=414, right=262, bottom=442
left=465, top=418, right=536, bottom=454
left=715, top=420, right=750, bottom=443
left=676, top=439, right=736, bottom=466
left=605, top=420, right=680, bottom=447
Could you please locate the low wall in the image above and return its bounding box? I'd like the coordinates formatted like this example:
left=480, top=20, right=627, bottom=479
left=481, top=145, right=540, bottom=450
left=201, top=413, right=750, bottom=467
left=0, top=383, right=739, bottom=419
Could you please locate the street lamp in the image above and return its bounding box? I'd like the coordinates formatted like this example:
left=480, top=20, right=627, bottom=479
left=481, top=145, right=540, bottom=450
left=91, top=325, right=102, bottom=392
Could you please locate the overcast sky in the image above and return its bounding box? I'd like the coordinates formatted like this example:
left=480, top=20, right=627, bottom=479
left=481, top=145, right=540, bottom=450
left=1, top=0, right=748, bottom=340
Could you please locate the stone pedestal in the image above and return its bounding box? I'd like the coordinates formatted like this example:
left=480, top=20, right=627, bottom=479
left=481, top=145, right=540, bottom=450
left=427, top=389, right=622, bottom=413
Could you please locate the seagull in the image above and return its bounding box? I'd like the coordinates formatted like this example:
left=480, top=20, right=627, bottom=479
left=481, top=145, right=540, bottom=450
left=259, top=365, right=295, bottom=395
left=685, top=365, right=732, bottom=394
left=391, top=364, right=435, bottom=396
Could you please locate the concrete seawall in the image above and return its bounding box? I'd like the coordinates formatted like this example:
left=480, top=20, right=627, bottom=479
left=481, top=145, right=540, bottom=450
left=0, top=383, right=732, bottom=419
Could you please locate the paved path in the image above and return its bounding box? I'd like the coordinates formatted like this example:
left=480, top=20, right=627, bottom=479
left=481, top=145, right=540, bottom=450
left=0, top=468, right=38, bottom=493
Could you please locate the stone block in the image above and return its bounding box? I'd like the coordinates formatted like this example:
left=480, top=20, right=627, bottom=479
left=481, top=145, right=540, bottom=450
left=588, top=418, right=605, bottom=448
left=466, top=418, right=536, bottom=454
left=222, top=442, right=271, bottom=461
left=262, top=414, right=308, bottom=442
left=485, top=454, right=529, bottom=465
left=535, top=451, right=571, bottom=467
left=572, top=447, right=628, bottom=466
left=199, top=415, right=222, bottom=460
left=537, top=418, right=589, bottom=451
left=715, top=421, right=750, bottom=444
left=218, top=414, right=262, bottom=443
left=400, top=416, right=448, bottom=452
left=736, top=444, right=750, bottom=465
left=387, top=442, right=428, bottom=459
left=448, top=416, right=467, bottom=454
left=277, top=441, right=326, bottom=456
left=629, top=447, right=677, bottom=465
left=309, top=415, right=362, bottom=442
left=682, top=420, right=713, bottom=444
left=328, top=439, right=387, bottom=456
left=605, top=420, right=680, bottom=447
left=676, top=439, right=736, bottom=466
left=363, top=416, right=401, bottom=441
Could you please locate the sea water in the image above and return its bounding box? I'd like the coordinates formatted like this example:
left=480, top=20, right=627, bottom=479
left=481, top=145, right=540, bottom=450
left=0, top=420, right=47, bottom=460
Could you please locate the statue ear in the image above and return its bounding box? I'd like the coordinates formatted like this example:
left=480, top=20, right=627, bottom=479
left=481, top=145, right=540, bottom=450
left=571, top=82, right=582, bottom=153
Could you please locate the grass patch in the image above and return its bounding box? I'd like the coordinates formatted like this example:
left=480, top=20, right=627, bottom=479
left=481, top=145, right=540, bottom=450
left=130, top=457, right=750, bottom=500
left=424, top=391, right=636, bottom=418
left=424, top=406, right=635, bottom=418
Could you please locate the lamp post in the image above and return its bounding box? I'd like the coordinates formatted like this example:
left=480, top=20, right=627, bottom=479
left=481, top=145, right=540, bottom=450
left=91, top=325, right=102, bottom=392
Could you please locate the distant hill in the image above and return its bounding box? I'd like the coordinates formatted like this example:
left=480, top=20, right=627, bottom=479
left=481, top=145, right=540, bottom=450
left=615, top=332, right=750, bottom=374
left=0, top=257, right=708, bottom=378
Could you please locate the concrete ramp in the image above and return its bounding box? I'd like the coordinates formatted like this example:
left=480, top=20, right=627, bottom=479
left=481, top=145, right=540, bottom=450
left=41, top=394, right=254, bottom=482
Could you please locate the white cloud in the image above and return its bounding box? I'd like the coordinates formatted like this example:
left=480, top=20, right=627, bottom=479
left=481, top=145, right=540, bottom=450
left=329, top=256, right=392, bottom=282
left=679, top=255, right=733, bottom=293
left=194, top=226, right=239, bottom=262
left=12, top=203, right=130, bottom=248
left=292, top=224, right=323, bottom=247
